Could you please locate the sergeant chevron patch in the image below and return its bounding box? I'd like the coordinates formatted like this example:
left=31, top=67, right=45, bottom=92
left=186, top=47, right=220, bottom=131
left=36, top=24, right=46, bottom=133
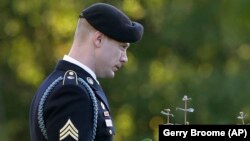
left=59, top=119, right=79, bottom=141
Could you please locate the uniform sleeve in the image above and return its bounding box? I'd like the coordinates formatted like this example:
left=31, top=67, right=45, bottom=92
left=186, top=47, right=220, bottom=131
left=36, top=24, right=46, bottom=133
left=44, top=84, right=94, bottom=141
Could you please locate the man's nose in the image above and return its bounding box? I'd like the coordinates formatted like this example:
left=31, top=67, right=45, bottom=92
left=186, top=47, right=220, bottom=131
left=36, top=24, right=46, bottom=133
left=120, top=52, right=128, bottom=63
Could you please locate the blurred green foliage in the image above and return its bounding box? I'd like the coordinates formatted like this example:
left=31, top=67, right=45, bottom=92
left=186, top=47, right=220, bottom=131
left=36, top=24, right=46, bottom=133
left=1, top=0, right=250, bottom=141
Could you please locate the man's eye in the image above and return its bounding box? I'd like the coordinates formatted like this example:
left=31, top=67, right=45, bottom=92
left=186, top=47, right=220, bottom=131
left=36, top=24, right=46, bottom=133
left=120, top=45, right=126, bottom=49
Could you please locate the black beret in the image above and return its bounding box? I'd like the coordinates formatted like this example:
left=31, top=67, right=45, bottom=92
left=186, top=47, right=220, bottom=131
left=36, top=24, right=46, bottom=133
left=79, top=3, right=144, bottom=43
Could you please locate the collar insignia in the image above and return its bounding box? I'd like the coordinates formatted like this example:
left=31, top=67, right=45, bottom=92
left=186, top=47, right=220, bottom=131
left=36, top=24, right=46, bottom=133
left=87, top=77, right=94, bottom=85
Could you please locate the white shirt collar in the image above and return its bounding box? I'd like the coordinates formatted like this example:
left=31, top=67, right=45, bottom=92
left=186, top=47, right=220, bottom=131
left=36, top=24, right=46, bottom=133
left=63, top=55, right=99, bottom=83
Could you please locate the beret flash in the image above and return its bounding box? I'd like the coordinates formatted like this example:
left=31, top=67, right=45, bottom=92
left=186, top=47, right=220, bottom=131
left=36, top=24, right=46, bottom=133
left=79, top=3, right=144, bottom=43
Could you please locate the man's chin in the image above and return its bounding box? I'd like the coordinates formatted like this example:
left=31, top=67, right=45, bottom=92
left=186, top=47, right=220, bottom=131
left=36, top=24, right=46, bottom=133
left=109, top=72, right=115, bottom=78
left=103, top=72, right=115, bottom=78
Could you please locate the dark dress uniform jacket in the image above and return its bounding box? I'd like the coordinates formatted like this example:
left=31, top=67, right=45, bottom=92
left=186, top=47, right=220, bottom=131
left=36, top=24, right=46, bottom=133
left=29, top=60, right=115, bottom=141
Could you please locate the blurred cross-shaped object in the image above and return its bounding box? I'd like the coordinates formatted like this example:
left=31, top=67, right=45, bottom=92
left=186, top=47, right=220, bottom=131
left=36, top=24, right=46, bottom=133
left=176, top=95, right=194, bottom=125
left=161, top=108, right=174, bottom=125
left=237, top=111, right=248, bottom=125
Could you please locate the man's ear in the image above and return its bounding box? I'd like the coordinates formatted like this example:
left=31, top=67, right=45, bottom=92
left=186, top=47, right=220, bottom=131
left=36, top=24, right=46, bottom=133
left=93, top=31, right=104, bottom=48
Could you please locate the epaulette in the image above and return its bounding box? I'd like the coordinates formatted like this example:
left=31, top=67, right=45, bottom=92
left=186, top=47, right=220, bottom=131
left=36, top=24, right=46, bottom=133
left=62, top=70, right=78, bottom=85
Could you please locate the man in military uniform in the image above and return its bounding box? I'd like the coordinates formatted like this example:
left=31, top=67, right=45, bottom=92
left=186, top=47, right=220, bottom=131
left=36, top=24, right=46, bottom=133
left=29, top=2, right=143, bottom=141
